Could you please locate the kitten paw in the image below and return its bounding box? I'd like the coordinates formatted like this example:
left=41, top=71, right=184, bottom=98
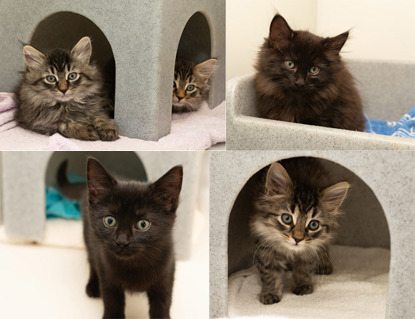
left=316, top=262, right=333, bottom=275
left=86, top=281, right=100, bottom=298
left=98, top=127, right=119, bottom=141
left=259, top=292, right=281, bottom=304
left=293, top=284, right=313, bottom=295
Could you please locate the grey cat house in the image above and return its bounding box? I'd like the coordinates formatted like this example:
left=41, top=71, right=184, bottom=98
left=0, top=151, right=203, bottom=260
left=210, top=150, right=415, bottom=318
left=0, top=0, right=225, bottom=141
left=227, top=60, right=415, bottom=150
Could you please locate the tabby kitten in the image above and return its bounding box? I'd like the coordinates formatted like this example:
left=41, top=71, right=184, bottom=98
left=83, top=157, right=183, bottom=318
left=172, top=58, right=217, bottom=113
left=14, top=37, right=118, bottom=141
left=250, top=158, right=349, bottom=304
left=255, top=14, right=365, bottom=131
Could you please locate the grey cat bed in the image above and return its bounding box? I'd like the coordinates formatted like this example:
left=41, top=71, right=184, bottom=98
left=227, top=60, right=415, bottom=150
left=210, top=150, right=415, bottom=318
left=0, top=0, right=225, bottom=141
left=0, top=151, right=203, bottom=260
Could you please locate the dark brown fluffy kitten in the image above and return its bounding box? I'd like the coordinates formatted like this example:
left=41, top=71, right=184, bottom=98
left=14, top=37, right=118, bottom=141
left=250, top=158, right=349, bottom=304
left=255, top=14, right=365, bottom=131
left=172, top=58, right=216, bottom=113
left=83, top=157, right=182, bottom=319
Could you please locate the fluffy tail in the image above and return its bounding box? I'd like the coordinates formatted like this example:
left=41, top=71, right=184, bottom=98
left=57, top=160, right=86, bottom=201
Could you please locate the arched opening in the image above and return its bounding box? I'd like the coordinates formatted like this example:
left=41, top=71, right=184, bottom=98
left=227, top=156, right=390, bottom=317
left=30, top=11, right=116, bottom=103
left=176, top=12, right=212, bottom=64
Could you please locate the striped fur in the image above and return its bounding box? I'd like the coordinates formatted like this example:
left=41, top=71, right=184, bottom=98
left=251, top=157, right=349, bottom=304
left=14, top=37, right=118, bottom=141
left=172, top=58, right=216, bottom=113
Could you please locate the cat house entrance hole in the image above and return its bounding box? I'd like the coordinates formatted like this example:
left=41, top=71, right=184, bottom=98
left=227, top=156, right=390, bottom=315
left=176, top=12, right=212, bottom=65
left=45, top=151, right=147, bottom=219
left=29, top=11, right=116, bottom=103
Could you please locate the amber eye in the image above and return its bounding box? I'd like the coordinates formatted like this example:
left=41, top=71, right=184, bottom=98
left=186, top=84, right=195, bottom=91
left=308, top=220, right=320, bottom=231
left=281, top=214, right=293, bottom=225
left=285, top=60, right=295, bottom=69
left=103, top=216, right=117, bottom=228
left=46, top=75, right=57, bottom=83
left=135, top=220, right=151, bottom=231
left=309, top=66, right=320, bottom=75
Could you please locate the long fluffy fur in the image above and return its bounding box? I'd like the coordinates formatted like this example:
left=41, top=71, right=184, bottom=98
left=255, top=14, right=365, bottom=131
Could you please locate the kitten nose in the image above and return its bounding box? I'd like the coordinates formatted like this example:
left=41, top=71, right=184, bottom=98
left=293, top=236, right=304, bottom=244
left=177, top=96, right=184, bottom=101
left=294, top=78, right=305, bottom=87
left=58, top=81, right=68, bottom=94
left=115, top=233, right=130, bottom=248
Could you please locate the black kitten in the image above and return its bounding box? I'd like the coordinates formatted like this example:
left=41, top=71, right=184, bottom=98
left=83, top=157, right=183, bottom=319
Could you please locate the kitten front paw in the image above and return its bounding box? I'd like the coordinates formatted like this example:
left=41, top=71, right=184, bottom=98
left=98, top=126, right=119, bottom=141
left=293, top=284, right=313, bottom=295
left=316, top=262, right=333, bottom=275
left=259, top=292, right=281, bottom=304
left=86, top=280, right=100, bottom=298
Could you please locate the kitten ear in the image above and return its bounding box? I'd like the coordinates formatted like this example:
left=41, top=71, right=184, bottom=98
left=269, top=14, right=294, bottom=50
left=152, top=165, right=183, bottom=213
left=323, top=31, right=349, bottom=55
left=86, top=157, right=116, bottom=204
left=265, top=162, right=293, bottom=197
left=194, top=59, right=217, bottom=82
left=321, top=181, right=350, bottom=212
left=23, top=45, right=45, bottom=70
left=71, top=36, right=92, bottom=65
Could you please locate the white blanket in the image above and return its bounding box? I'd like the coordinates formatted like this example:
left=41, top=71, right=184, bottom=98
left=0, top=92, right=225, bottom=150
left=228, top=245, right=390, bottom=319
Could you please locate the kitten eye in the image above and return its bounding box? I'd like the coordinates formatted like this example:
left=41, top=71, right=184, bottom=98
left=103, top=216, right=117, bottom=228
left=46, top=75, right=57, bottom=83
left=173, top=81, right=177, bottom=89
left=135, top=220, right=151, bottom=232
left=281, top=214, right=293, bottom=225
left=308, top=220, right=320, bottom=231
left=186, top=84, right=195, bottom=91
left=285, top=61, right=295, bottom=69
left=68, top=72, right=78, bottom=80
left=309, top=66, right=320, bottom=75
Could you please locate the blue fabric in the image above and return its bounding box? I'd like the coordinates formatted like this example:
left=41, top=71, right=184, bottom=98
left=365, top=105, right=415, bottom=138
left=45, top=172, right=86, bottom=220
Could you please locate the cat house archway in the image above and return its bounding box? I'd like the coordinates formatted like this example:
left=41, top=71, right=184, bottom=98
left=0, top=1, right=225, bottom=140
left=210, top=150, right=414, bottom=318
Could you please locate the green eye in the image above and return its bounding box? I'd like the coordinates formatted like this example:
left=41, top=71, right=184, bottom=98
left=186, top=84, right=195, bottom=91
left=135, top=220, right=151, bottom=231
left=309, top=66, right=320, bottom=75
left=103, top=216, right=117, bottom=228
left=281, top=214, right=293, bottom=225
left=285, top=61, right=295, bottom=69
left=68, top=72, right=78, bottom=80
left=46, top=75, right=57, bottom=83
left=308, top=220, right=320, bottom=231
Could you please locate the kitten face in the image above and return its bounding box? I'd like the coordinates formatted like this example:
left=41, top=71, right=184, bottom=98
left=264, top=14, right=348, bottom=94
left=172, top=58, right=216, bottom=112
left=86, top=158, right=183, bottom=259
left=22, top=37, right=102, bottom=104
left=252, top=162, right=349, bottom=255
